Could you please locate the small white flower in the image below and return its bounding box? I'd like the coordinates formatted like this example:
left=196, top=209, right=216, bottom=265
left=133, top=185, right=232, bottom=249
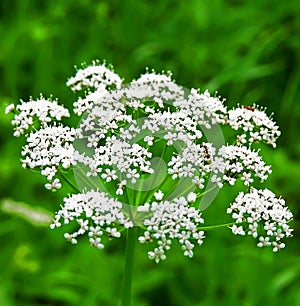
left=230, top=225, right=246, bottom=236
left=144, top=136, right=154, bottom=146
left=126, top=168, right=140, bottom=183
left=182, top=240, right=194, bottom=258
left=64, top=233, right=77, bottom=244
left=192, top=176, right=205, bottom=189
left=193, top=231, right=205, bottom=245
left=5, top=104, right=15, bottom=114
left=211, top=175, right=223, bottom=188
left=50, top=216, right=61, bottom=229
left=137, top=203, right=150, bottom=212
left=101, top=169, right=118, bottom=182
left=106, top=227, right=121, bottom=238
left=89, top=237, right=104, bottom=249
left=77, top=219, right=89, bottom=235
left=148, top=247, right=166, bottom=263
left=187, top=192, right=197, bottom=203
left=272, top=241, right=285, bottom=252
left=45, top=178, right=62, bottom=191
left=257, top=236, right=271, bottom=247
left=88, top=226, right=103, bottom=237
left=138, top=231, right=152, bottom=243
left=116, top=180, right=126, bottom=195
left=154, top=190, right=164, bottom=201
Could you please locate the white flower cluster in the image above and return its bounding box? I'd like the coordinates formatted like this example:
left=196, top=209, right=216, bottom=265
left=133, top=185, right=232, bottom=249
left=21, top=125, right=77, bottom=190
left=138, top=196, right=205, bottom=263
left=7, top=61, right=292, bottom=261
left=129, top=71, right=184, bottom=108
left=6, top=95, right=75, bottom=190
left=66, top=60, right=122, bottom=92
left=51, top=190, right=133, bottom=248
left=143, top=111, right=202, bottom=143
left=75, top=136, right=154, bottom=180
left=71, top=69, right=184, bottom=118
left=10, top=96, right=70, bottom=137
left=168, top=142, right=214, bottom=181
left=227, top=188, right=293, bottom=252
left=174, top=88, right=227, bottom=128
left=213, top=145, right=271, bottom=186
left=228, top=105, right=281, bottom=147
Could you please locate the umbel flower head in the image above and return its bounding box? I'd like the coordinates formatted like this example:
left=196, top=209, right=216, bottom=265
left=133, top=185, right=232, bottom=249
left=6, top=60, right=293, bottom=263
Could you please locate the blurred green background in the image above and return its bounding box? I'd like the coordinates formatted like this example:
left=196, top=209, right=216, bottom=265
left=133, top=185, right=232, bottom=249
left=0, top=0, right=300, bottom=305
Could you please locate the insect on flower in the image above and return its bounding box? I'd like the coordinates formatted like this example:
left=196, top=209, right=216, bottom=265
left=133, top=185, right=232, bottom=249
left=243, top=105, right=255, bottom=111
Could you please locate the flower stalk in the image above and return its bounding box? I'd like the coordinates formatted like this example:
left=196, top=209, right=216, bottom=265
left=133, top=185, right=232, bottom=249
left=121, top=227, right=137, bottom=306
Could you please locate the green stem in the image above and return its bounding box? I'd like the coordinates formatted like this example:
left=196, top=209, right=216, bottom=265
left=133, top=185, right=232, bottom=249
left=121, top=227, right=137, bottom=306
left=197, top=185, right=218, bottom=198
left=59, top=172, right=80, bottom=193
left=197, top=221, right=242, bottom=231
left=134, top=176, right=144, bottom=206
left=143, top=174, right=169, bottom=204
left=166, top=180, right=195, bottom=199
left=75, top=166, right=102, bottom=190
left=142, top=141, right=168, bottom=203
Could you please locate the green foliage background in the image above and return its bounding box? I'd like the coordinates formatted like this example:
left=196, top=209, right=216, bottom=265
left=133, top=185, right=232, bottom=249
left=0, top=1, right=299, bottom=305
